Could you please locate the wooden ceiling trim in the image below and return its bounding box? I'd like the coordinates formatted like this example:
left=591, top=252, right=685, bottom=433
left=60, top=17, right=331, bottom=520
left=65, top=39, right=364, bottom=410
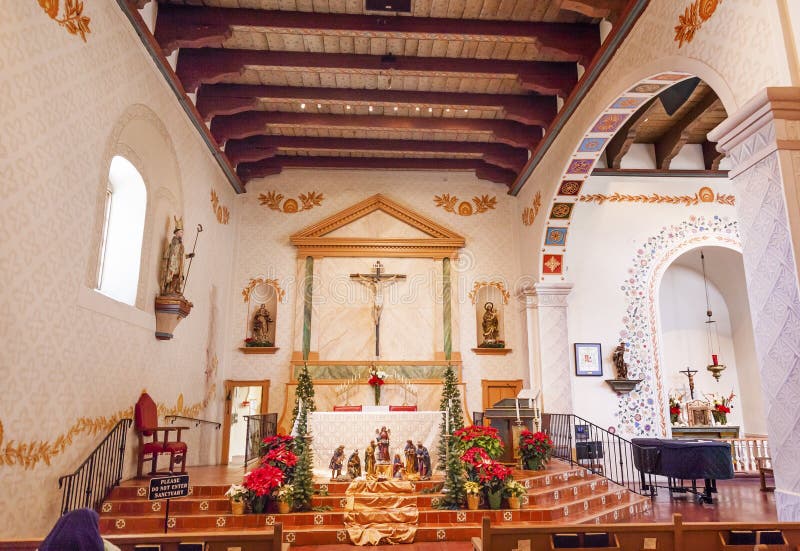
left=237, top=155, right=517, bottom=185
left=155, top=4, right=600, bottom=63
left=702, top=140, right=724, bottom=171
left=654, top=91, right=722, bottom=170
left=604, top=97, right=660, bottom=169
left=211, top=111, right=542, bottom=149
left=175, top=48, right=577, bottom=96
left=224, top=135, right=528, bottom=171
left=195, top=83, right=557, bottom=125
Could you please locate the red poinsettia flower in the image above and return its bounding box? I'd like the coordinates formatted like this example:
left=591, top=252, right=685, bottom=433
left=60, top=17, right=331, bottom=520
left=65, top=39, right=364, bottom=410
left=669, top=406, right=681, bottom=415
left=243, top=464, right=284, bottom=496
left=368, top=375, right=385, bottom=386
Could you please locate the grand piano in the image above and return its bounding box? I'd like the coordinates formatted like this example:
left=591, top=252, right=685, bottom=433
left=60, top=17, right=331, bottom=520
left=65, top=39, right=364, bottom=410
left=631, top=438, right=734, bottom=503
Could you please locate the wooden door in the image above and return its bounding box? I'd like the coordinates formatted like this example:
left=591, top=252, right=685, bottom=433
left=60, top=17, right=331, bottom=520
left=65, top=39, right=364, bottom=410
left=220, top=379, right=270, bottom=466
left=481, top=379, right=523, bottom=411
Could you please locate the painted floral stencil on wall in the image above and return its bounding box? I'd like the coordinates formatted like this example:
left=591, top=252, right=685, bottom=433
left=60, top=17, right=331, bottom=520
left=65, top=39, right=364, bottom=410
left=615, top=215, right=740, bottom=437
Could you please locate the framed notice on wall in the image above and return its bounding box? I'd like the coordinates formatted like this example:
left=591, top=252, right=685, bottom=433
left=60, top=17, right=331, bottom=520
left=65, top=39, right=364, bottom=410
left=574, top=343, right=603, bottom=376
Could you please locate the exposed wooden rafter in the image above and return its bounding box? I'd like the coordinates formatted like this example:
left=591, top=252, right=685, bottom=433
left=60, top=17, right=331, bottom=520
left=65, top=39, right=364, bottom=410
left=238, top=156, right=517, bottom=186
left=702, top=140, right=724, bottom=170
left=655, top=91, right=722, bottom=170
left=211, top=111, right=542, bottom=150
left=196, top=84, right=557, bottom=127
left=175, top=49, right=577, bottom=96
left=604, top=98, right=660, bottom=169
left=155, top=4, right=600, bottom=64
left=224, top=136, right=529, bottom=172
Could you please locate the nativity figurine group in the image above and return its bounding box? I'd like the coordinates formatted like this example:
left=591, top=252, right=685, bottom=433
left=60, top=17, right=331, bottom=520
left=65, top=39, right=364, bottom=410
left=327, top=426, right=430, bottom=481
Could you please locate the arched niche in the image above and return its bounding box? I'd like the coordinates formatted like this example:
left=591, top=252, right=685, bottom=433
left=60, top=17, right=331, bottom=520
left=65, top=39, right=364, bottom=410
left=240, top=277, right=285, bottom=353
left=470, top=281, right=511, bottom=355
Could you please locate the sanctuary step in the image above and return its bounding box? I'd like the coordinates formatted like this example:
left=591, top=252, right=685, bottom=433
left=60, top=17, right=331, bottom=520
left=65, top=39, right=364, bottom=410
left=98, top=461, right=651, bottom=546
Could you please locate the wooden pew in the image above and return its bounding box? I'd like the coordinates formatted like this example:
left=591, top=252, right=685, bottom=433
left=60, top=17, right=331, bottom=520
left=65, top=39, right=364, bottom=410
left=472, top=514, right=800, bottom=551
left=0, top=524, right=287, bottom=551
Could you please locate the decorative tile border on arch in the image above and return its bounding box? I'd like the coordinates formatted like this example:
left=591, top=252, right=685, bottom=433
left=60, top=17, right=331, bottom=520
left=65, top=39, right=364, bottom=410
left=614, top=215, right=740, bottom=438
left=539, top=72, right=695, bottom=280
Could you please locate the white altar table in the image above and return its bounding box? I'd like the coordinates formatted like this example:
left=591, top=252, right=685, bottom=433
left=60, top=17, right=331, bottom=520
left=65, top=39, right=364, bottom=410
left=309, top=411, right=443, bottom=474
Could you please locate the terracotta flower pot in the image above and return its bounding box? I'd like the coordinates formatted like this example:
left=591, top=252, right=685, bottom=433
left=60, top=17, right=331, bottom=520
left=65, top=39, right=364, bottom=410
left=230, top=499, right=245, bottom=515
left=507, top=496, right=521, bottom=510
left=466, top=494, right=480, bottom=510
left=277, top=500, right=291, bottom=514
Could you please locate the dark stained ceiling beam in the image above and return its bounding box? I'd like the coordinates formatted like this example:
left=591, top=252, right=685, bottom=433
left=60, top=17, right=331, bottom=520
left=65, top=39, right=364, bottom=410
left=655, top=91, right=722, bottom=170
left=702, top=140, right=724, bottom=170
left=604, top=97, right=660, bottom=169
left=196, top=84, right=557, bottom=127
left=237, top=156, right=517, bottom=186
left=561, top=0, right=628, bottom=22
left=176, top=49, right=577, bottom=97
left=224, top=135, right=528, bottom=172
left=155, top=4, right=600, bottom=64
left=211, top=111, right=542, bottom=150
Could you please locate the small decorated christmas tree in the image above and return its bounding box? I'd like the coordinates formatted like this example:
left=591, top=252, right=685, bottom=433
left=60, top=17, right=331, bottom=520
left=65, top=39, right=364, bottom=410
left=292, top=363, right=316, bottom=453
left=292, top=437, right=315, bottom=511
left=438, top=440, right=466, bottom=509
left=437, top=363, right=464, bottom=468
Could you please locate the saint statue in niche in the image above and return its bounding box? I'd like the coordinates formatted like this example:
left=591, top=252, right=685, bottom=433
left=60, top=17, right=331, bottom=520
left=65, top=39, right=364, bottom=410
left=160, top=217, right=195, bottom=296
left=481, top=302, right=499, bottom=345
left=612, top=342, right=629, bottom=379
left=375, top=426, right=391, bottom=463
left=251, top=304, right=273, bottom=344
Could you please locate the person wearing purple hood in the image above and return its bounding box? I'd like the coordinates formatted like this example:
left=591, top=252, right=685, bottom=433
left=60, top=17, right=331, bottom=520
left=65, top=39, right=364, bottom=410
left=39, top=509, right=108, bottom=551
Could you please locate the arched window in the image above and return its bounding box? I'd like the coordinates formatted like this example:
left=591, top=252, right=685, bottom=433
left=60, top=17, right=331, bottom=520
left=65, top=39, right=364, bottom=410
left=96, top=156, right=147, bottom=305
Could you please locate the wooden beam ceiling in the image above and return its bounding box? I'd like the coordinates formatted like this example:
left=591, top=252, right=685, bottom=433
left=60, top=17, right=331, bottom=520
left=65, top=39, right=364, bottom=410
left=654, top=90, right=721, bottom=170
left=604, top=97, right=659, bottom=169
left=155, top=4, right=600, bottom=64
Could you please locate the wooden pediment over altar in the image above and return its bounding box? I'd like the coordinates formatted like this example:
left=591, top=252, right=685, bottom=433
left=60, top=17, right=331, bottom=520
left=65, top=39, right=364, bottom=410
left=289, top=194, right=465, bottom=258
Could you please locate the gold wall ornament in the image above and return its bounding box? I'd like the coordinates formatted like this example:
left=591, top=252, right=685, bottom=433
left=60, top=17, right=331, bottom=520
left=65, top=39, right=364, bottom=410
left=210, top=189, right=230, bottom=225
left=241, top=277, right=286, bottom=303
left=468, top=281, right=511, bottom=305
left=579, top=188, right=736, bottom=207
left=433, top=193, right=497, bottom=216
left=37, top=0, right=91, bottom=42
left=522, top=191, right=542, bottom=226
left=674, top=0, right=722, bottom=47
left=0, top=385, right=215, bottom=469
left=259, top=190, right=324, bottom=214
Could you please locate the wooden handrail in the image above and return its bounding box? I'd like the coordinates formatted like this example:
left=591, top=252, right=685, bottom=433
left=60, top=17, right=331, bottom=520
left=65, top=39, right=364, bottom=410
left=722, top=437, right=771, bottom=473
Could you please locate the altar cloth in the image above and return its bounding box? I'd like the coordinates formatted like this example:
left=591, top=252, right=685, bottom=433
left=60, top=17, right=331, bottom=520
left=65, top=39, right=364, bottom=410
left=309, top=411, right=443, bottom=473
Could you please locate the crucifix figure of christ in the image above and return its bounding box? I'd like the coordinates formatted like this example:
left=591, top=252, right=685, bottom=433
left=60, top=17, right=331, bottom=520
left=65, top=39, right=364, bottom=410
left=680, top=366, right=698, bottom=399
left=350, top=260, right=406, bottom=357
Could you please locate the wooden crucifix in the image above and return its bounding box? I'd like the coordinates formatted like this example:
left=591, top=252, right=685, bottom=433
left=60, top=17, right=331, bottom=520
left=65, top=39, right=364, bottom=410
left=680, top=366, right=698, bottom=399
left=350, top=260, right=406, bottom=357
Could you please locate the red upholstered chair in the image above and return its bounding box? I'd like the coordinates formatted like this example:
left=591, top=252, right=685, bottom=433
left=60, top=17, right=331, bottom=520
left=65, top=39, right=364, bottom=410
left=134, top=392, right=189, bottom=478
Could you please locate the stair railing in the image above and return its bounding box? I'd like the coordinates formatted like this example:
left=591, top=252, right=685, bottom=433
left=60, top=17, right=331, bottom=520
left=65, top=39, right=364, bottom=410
left=165, top=415, right=221, bottom=429
left=58, top=418, right=132, bottom=515
left=543, top=413, right=653, bottom=496
left=244, top=413, right=278, bottom=469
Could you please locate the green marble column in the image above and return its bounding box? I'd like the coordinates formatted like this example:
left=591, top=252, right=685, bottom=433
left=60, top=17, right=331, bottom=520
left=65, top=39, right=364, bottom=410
left=443, top=257, right=452, bottom=361
left=302, top=256, right=313, bottom=361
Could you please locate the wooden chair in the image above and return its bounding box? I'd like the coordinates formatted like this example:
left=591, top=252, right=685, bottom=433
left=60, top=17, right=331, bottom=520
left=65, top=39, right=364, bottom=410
left=756, top=456, right=775, bottom=492
left=134, top=392, right=189, bottom=478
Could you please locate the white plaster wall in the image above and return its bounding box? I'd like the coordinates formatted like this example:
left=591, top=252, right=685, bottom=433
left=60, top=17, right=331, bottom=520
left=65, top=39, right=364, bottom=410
left=0, top=3, right=237, bottom=537
left=564, top=175, right=738, bottom=434
left=226, top=169, right=527, bottom=425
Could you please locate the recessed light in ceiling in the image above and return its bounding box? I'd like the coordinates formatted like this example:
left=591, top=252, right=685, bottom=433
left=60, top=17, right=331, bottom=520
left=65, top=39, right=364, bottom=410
left=365, top=0, right=411, bottom=13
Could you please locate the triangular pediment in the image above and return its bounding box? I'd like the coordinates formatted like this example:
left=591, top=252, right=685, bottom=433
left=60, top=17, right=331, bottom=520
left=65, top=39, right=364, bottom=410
left=290, top=194, right=465, bottom=258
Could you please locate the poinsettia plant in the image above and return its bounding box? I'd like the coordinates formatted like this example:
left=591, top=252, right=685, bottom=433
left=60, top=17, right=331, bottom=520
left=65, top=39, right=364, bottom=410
left=243, top=464, right=285, bottom=497
left=519, top=430, right=553, bottom=470
left=711, top=391, right=735, bottom=414
left=453, top=425, right=504, bottom=459
left=368, top=366, right=387, bottom=387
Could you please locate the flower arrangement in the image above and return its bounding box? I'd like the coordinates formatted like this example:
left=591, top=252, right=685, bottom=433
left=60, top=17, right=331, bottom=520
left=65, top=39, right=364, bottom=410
left=276, top=483, right=294, bottom=503
left=368, top=366, right=387, bottom=405
left=518, top=430, right=552, bottom=471
left=225, top=484, right=248, bottom=503
left=669, top=393, right=684, bottom=425
left=460, top=444, right=512, bottom=508
left=244, top=337, right=274, bottom=347
left=710, top=391, right=735, bottom=425
left=244, top=464, right=285, bottom=497
left=464, top=481, right=482, bottom=496
left=503, top=479, right=527, bottom=498
left=453, top=425, right=504, bottom=459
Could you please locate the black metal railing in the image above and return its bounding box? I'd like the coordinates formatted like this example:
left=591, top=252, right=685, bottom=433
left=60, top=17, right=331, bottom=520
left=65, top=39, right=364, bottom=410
left=244, top=413, right=277, bottom=469
left=543, top=413, right=653, bottom=496
left=58, top=418, right=132, bottom=515
left=165, top=415, right=221, bottom=429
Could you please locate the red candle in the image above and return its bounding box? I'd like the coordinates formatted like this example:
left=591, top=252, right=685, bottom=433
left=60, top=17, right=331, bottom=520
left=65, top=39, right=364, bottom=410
left=712, top=354, right=718, bottom=365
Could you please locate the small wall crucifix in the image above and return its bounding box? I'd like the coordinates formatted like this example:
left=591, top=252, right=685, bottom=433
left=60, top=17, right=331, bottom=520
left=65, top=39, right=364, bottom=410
left=680, top=366, right=699, bottom=399
left=350, top=260, right=406, bottom=357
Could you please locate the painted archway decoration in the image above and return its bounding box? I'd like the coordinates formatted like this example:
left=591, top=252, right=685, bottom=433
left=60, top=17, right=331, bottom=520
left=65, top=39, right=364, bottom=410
left=615, top=215, right=740, bottom=438
left=539, top=72, right=698, bottom=279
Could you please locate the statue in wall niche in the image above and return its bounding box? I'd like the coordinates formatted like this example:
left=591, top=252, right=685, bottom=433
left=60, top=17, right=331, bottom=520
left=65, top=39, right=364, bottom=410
left=159, top=216, right=196, bottom=296
left=251, top=304, right=273, bottom=344
left=481, top=302, right=499, bottom=345
left=612, top=342, right=629, bottom=379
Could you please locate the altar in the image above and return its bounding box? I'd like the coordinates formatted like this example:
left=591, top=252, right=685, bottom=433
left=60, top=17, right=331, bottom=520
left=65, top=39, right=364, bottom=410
left=309, top=411, right=443, bottom=473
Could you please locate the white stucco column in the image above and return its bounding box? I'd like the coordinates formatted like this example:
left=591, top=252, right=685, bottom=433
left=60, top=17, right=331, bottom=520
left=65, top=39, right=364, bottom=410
left=523, top=282, right=574, bottom=414
left=710, top=88, right=800, bottom=521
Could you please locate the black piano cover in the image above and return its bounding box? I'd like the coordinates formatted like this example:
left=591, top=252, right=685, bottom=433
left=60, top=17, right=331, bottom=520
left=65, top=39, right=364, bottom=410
left=631, top=438, right=734, bottom=480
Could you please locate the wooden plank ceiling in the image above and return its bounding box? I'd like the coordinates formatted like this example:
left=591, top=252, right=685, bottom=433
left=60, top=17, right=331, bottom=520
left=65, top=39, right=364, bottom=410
left=148, top=0, right=625, bottom=189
